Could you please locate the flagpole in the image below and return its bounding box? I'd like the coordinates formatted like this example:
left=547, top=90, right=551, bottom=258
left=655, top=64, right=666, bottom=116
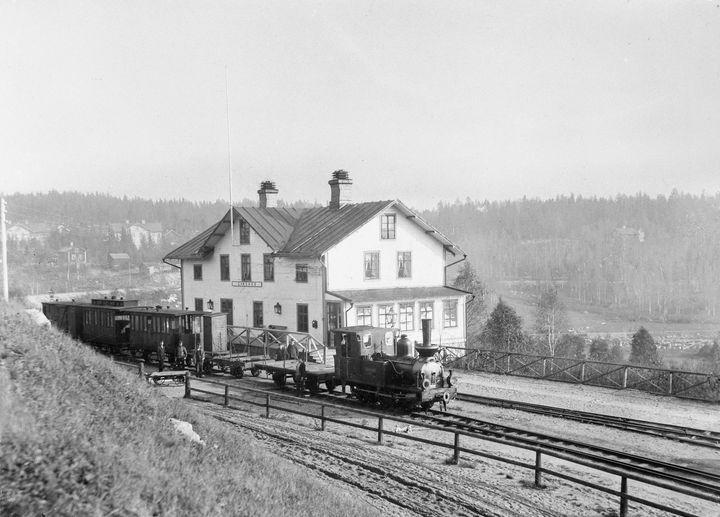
left=225, top=65, right=234, bottom=245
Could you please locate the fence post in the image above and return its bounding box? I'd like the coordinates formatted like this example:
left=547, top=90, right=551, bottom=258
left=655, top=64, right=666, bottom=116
left=184, top=371, right=191, bottom=398
left=542, top=358, right=546, bottom=377
left=534, top=451, right=543, bottom=486
left=580, top=362, right=586, bottom=382
left=266, top=393, right=270, bottom=418
left=321, top=405, right=326, bottom=431
left=619, top=476, right=628, bottom=517
left=622, top=367, right=628, bottom=388
left=667, top=371, right=674, bottom=395
left=377, top=416, right=384, bottom=444
left=138, top=359, right=145, bottom=378
left=453, top=433, right=460, bottom=463
left=224, top=385, right=229, bottom=406
left=506, top=354, right=511, bottom=373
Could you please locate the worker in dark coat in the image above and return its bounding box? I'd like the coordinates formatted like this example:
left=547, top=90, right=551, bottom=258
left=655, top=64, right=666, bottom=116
left=157, top=341, right=165, bottom=372
left=194, top=345, right=205, bottom=378
left=176, top=342, right=187, bottom=369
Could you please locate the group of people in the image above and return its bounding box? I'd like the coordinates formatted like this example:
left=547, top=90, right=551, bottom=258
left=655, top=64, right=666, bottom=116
left=155, top=340, right=206, bottom=377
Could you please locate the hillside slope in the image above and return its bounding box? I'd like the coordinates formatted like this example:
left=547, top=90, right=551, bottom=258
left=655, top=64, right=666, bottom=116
left=0, top=302, right=378, bottom=517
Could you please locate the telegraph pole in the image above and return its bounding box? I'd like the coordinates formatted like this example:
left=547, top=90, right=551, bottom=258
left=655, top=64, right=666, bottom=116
left=1, top=198, right=8, bottom=302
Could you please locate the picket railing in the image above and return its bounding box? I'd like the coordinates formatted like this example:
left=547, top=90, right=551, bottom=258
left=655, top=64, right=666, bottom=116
left=443, top=347, right=720, bottom=402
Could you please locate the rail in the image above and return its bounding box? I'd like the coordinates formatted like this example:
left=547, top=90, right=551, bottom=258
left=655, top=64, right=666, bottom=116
left=227, top=325, right=327, bottom=365
left=181, top=375, right=718, bottom=517
left=443, top=347, right=720, bottom=403
left=456, top=392, right=720, bottom=449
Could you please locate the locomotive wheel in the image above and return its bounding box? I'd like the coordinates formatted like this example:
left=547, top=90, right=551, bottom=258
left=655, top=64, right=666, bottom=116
left=230, top=364, right=244, bottom=378
left=250, top=366, right=261, bottom=377
left=325, top=379, right=335, bottom=393
left=421, top=401, right=434, bottom=412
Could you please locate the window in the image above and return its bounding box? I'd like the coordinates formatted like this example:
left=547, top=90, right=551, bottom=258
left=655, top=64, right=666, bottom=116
left=364, top=252, right=379, bottom=280
left=220, top=298, right=234, bottom=326
left=381, top=214, right=396, bottom=239
left=263, top=254, right=274, bottom=282
left=420, top=301, right=434, bottom=328
left=253, top=301, right=263, bottom=328
left=295, top=264, right=308, bottom=283
left=443, top=300, right=458, bottom=328
left=220, top=254, right=230, bottom=281
left=194, top=298, right=203, bottom=312
left=239, top=219, right=250, bottom=244
left=241, top=254, right=251, bottom=281
left=399, top=303, right=414, bottom=331
left=193, top=264, right=202, bottom=281
left=356, top=306, right=372, bottom=326
left=297, top=304, right=309, bottom=333
left=397, top=251, right=411, bottom=278
left=378, top=304, right=395, bottom=328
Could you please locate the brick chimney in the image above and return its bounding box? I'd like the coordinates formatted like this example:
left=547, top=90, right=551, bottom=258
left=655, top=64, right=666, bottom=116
left=258, top=181, right=278, bottom=208
left=328, top=170, right=352, bottom=209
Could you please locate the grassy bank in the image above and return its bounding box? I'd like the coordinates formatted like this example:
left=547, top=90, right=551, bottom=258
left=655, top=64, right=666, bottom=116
left=0, top=302, right=377, bottom=516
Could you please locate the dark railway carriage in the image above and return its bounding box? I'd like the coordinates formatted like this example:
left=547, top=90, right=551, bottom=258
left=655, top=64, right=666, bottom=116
left=123, top=307, right=228, bottom=364
left=42, top=300, right=83, bottom=338
left=80, top=298, right=140, bottom=352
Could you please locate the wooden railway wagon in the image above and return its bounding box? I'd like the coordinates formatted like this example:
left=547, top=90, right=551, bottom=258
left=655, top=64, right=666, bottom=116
left=42, top=297, right=140, bottom=350
left=81, top=298, right=141, bottom=352
left=124, top=307, right=228, bottom=364
left=42, top=299, right=84, bottom=338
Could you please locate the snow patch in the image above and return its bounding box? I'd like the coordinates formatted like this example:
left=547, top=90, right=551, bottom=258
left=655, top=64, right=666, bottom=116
left=169, top=418, right=205, bottom=446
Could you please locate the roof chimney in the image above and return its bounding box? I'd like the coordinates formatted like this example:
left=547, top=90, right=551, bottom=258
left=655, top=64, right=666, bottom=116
left=328, top=170, right=352, bottom=209
left=258, top=180, right=279, bottom=208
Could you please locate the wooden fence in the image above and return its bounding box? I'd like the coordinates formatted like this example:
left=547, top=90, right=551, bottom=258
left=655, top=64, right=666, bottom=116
left=183, top=376, right=718, bottom=517
left=443, top=348, right=720, bottom=402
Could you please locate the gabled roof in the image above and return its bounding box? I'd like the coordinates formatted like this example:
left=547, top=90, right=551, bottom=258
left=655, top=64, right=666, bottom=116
left=163, top=200, right=465, bottom=261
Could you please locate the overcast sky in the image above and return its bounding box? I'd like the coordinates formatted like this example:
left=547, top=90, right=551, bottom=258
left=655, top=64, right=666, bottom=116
left=2, top=1, right=720, bottom=210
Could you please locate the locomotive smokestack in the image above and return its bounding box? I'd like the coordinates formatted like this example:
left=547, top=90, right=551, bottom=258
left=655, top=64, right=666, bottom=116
left=328, top=170, right=352, bottom=209
left=258, top=180, right=278, bottom=208
left=421, top=318, right=432, bottom=347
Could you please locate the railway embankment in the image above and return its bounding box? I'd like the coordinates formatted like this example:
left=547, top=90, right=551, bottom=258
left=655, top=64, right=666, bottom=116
left=0, top=301, right=379, bottom=517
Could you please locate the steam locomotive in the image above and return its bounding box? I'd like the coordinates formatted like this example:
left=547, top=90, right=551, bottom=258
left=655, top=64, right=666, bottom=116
left=331, top=319, right=456, bottom=410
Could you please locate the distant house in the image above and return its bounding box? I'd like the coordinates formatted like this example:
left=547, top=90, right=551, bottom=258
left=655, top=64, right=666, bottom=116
left=141, top=262, right=175, bottom=276
left=163, top=228, right=182, bottom=247
left=108, top=252, right=131, bottom=270
left=128, top=221, right=163, bottom=248
left=58, top=246, right=87, bottom=266
left=7, top=222, right=51, bottom=242
left=108, top=223, right=126, bottom=241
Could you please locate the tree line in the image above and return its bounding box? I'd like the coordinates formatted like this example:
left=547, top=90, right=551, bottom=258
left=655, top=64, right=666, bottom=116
left=424, top=191, right=720, bottom=323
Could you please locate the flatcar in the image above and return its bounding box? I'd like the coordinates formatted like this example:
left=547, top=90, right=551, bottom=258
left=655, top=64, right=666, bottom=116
left=331, top=319, right=456, bottom=410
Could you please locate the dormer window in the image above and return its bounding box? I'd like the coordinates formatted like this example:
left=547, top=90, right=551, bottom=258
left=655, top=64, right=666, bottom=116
left=380, top=214, right=396, bottom=239
left=239, top=219, right=250, bottom=244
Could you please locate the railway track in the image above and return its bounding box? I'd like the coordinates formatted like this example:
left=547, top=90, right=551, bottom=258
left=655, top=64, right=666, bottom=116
left=408, top=408, right=720, bottom=503
left=456, top=392, right=720, bottom=450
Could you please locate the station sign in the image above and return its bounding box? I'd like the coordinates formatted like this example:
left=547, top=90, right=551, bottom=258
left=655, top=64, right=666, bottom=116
left=232, top=281, right=263, bottom=288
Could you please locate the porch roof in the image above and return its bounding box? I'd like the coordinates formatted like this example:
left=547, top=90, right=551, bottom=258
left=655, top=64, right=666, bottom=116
left=329, top=286, right=471, bottom=304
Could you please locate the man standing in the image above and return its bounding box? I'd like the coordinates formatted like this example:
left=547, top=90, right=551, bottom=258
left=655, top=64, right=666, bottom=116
left=194, top=344, right=205, bottom=378
left=177, top=342, right=187, bottom=369
left=157, top=341, right=165, bottom=372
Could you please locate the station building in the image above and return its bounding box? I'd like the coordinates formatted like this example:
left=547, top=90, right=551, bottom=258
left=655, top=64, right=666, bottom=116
left=163, top=171, right=470, bottom=348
